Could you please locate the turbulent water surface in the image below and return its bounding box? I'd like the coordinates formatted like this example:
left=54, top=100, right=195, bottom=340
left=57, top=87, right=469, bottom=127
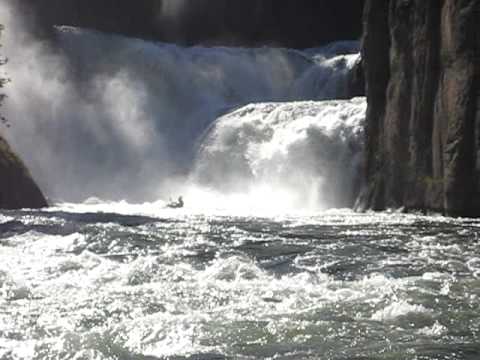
left=1, top=204, right=480, bottom=359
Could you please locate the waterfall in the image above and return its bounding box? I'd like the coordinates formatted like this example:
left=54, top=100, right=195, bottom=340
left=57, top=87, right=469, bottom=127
left=192, top=99, right=366, bottom=210
left=3, top=22, right=363, bottom=207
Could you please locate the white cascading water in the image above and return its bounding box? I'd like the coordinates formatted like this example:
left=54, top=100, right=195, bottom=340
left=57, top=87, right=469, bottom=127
left=192, top=99, right=366, bottom=210
left=2, top=5, right=364, bottom=209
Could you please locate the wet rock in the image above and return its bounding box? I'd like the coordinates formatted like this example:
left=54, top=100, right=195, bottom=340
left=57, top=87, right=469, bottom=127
left=346, top=57, right=366, bottom=98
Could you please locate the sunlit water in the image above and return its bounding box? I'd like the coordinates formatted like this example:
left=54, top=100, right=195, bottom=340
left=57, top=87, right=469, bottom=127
left=1, top=8, right=362, bottom=202
left=1, top=203, right=480, bottom=359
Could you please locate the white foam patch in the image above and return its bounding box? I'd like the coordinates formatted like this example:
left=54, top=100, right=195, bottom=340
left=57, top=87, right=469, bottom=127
left=0, top=270, right=32, bottom=301
left=418, top=321, right=447, bottom=337
left=371, top=300, right=431, bottom=322
left=0, top=215, right=14, bottom=224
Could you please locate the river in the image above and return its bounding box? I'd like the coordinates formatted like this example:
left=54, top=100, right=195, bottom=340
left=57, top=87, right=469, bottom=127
left=1, top=204, right=479, bottom=359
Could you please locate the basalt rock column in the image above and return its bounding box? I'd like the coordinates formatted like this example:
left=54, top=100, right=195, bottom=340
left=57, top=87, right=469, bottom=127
left=361, top=0, right=479, bottom=217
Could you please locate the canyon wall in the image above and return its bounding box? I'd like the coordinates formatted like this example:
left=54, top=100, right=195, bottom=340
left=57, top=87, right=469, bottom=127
left=18, top=0, right=364, bottom=48
left=360, top=0, right=480, bottom=216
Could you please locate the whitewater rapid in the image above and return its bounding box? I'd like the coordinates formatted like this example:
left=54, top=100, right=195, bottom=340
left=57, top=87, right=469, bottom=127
left=1, top=206, right=480, bottom=359
left=1, top=17, right=363, bottom=207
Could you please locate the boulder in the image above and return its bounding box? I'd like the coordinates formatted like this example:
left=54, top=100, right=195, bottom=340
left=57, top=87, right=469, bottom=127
left=0, top=135, right=48, bottom=209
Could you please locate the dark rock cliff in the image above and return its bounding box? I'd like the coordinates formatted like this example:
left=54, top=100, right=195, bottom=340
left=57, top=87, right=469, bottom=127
left=360, top=0, right=480, bottom=217
left=18, top=0, right=364, bottom=48
left=0, top=135, right=47, bottom=209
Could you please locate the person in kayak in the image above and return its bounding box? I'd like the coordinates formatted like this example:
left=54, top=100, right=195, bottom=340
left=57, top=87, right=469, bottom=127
left=167, top=196, right=184, bottom=208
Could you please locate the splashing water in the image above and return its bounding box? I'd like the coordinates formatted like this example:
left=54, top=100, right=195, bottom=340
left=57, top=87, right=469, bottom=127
left=1, top=206, right=480, bottom=359
left=191, top=98, right=366, bottom=211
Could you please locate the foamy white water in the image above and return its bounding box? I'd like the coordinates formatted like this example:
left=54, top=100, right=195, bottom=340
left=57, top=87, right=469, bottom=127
left=1, top=206, right=480, bottom=359
left=48, top=95, right=366, bottom=214
left=193, top=98, right=366, bottom=210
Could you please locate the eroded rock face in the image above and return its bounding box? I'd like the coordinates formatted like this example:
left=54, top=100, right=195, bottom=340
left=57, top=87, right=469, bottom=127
left=0, top=136, right=47, bottom=209
left=346, top=57, right=366, bottom=99
left=360, top=0, right=479, bottom=216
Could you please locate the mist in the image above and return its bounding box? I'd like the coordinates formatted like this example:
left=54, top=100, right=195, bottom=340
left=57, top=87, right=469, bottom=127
left=1, top=0, right=361, bottom=207
left=1, top=8, right=166, bottom=201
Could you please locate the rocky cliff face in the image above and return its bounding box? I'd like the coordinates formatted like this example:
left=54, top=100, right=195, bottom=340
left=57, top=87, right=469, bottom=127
left=0, top=135, right=47, bottom=209
left=360, top=0, right=479, bottom=216
left=18, top=0, right=364, bottom=48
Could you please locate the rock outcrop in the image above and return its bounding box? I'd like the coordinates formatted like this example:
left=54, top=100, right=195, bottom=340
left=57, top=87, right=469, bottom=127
left=347, top=57, right=366, bottom=99
left=359, top=0, right=479, bottom=216
left=0, top=135, right=47, bottom=209
left=18, top=0, right=364, bottom=48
